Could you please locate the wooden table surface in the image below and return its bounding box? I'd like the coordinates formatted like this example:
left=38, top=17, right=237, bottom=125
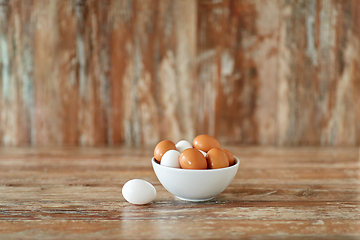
left=0, top=147, right=359, bottom=239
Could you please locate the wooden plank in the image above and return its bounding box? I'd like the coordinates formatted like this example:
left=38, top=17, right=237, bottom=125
left=0, top=0, right=34, bottom=145
left=196, top=0, right=281, bottom=145
left=75, top=0, right=110, bottom=145
left=32, top=0, right=78, bottom=145
left=0, top=220, right=358, bottom=240
left=110, top=0, right=197, bottom=146
left=277, top=0, right=360, bottom=145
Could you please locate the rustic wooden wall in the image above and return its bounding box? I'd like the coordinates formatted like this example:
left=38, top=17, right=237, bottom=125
left=0, top=0, right=359, bottom=146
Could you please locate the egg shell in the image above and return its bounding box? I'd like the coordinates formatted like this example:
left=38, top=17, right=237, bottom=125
left=199, top=150, right=207, bottom=157
left=122, top=179, right=156, bottom=205
left=175, top=140, right=193, bottom=153
left=179, top=148, right=207, bottom=170
left=222, top=149, right=235, bottom=166
left=154, top=140, right=176, bottom=162
left=161, top=150, right=181, bottom=168
left=193, top=134, right=221, bottom=152
left=206, top=148, right=229, bottom=169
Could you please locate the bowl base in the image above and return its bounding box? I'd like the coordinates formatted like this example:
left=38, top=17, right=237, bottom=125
left=176, top=196, right=214, bottom=202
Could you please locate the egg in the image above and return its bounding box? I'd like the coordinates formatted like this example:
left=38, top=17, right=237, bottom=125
left=154, top=140, right=176, bottom=162
left=193, top=134, right=221, bottom=152
left=206, top=148, right=229, bottom=169
left=122, top=179, right=156, bottom=205
left=199, top=149, right=207, bottom=157
left=222, top=149, right=235, bottom=166
left=179, top=148, right=207, bottom=170
left=161, top=150, right=181, bottom=168
left=175, top=140, right=193, bottom=153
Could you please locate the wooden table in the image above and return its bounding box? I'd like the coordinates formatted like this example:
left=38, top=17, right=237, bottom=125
left=0, top=147, right=359, bottom=239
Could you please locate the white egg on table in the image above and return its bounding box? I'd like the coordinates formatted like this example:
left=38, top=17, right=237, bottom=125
left=160, top=150, right=181, bottom=168
left=122, top=179, right=156, bottom=205
left=175, top=140, right=193, bottom=153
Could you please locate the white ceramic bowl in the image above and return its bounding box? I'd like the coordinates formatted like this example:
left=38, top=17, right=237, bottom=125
left=152, top=156, right=240, bottom=202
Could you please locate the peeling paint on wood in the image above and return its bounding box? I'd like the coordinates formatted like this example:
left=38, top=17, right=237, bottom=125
left=0, top=0, right=359, bottom=146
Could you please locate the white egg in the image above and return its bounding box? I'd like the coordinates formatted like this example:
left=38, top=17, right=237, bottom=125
left=199, top=150, right=207, bottom=157
left=161, top=150, right=181, bottom=168
left=175, top=140, right=193, bottom=153
left=122, top=179, right=156, bottom=205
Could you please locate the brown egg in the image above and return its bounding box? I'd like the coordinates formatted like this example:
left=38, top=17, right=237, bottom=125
left=154, top=140, right=176, bottom=162
left=179, top=148, right=207, bottom=170
left=193, top=134, right=221, bottom=153
left=222, top=149, right=235, bottom=166
left=206, top=148, right=229, bottom=169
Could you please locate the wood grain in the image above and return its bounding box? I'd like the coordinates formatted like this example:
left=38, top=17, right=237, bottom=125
left=0, top=0, right=359, bottom=146
left=0, top=146, right=359, bottom=239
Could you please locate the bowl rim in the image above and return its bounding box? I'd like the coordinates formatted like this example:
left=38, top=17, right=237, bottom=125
left=152, top=156, right=240, bottom=172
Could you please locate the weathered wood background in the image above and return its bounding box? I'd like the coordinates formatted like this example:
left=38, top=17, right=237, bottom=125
left=0, top=0, right=359, bottom=146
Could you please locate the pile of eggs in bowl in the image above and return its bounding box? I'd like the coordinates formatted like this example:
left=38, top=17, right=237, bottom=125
left=154, top=134, right=235, bottom=170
